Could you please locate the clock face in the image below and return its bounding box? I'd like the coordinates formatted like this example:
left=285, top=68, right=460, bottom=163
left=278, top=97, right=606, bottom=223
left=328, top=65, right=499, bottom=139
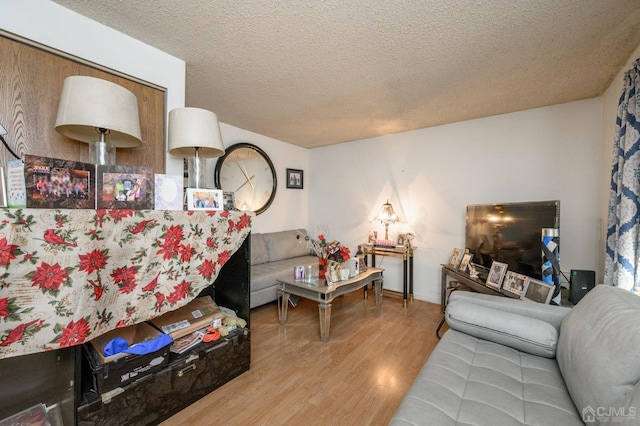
left=214, top=143, right=277, bottom=215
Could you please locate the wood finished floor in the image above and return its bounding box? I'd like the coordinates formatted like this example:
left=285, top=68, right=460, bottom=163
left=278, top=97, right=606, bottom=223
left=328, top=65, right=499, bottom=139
left=161, top=291, right=445, bottom=426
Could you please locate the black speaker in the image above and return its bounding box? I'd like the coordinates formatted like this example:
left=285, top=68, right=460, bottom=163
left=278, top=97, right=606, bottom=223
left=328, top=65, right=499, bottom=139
left=569, top=270, right=595, bottom=304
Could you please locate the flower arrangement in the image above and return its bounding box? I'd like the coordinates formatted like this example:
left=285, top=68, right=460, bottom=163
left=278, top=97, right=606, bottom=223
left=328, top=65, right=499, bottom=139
left=307, top=233, right=351, bottom=262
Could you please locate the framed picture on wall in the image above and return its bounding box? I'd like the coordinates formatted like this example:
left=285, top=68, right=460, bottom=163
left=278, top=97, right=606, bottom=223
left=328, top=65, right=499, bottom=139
left=286, top=168, right=303, bottom=189
left=485, top=261, right=508, bottom=290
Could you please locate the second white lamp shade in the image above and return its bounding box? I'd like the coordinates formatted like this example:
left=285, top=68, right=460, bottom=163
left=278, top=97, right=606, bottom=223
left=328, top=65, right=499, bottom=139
left=168, top=107, right=225, bottom=158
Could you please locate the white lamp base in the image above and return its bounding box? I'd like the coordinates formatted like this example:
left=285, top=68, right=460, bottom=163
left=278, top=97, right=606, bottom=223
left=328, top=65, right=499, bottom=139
left=90, top=140, right=116, bottom=165
left=187, top=156, right=207, bottom=188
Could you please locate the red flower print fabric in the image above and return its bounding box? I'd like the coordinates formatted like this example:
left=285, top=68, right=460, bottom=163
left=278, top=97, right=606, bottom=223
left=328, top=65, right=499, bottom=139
left=0, top=208, right=252, bottom=359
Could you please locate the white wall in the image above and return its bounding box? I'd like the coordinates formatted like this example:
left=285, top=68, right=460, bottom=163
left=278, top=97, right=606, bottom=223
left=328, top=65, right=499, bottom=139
left=210, top=124, right=310, bottom=234
left=0, top=0, right=187, bottom=177
left=598, top=43, right=640, bottom=282
left=309, top=99, right=602, bottom=303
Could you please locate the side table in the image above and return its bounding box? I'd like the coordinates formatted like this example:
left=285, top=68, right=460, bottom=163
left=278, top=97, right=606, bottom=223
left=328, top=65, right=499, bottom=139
left=363, top=244, right=415, bottom=307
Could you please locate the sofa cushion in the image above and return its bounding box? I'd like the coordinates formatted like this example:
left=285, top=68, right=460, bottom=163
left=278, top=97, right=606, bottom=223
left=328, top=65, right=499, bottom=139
left=262, top=229, right=310, bottom=262
left=250, top=255, right=318, bottom=308
left=448, top=290, right=570, bottom=330
left=446, top=300, right=559, bottom=358
left=557, top=285, right=640, bottom=416
left=390, top=329, right=582, bottom=425
left=251, top=255, right=318, bottom=293
left=250, top=233, right=269, bottom=265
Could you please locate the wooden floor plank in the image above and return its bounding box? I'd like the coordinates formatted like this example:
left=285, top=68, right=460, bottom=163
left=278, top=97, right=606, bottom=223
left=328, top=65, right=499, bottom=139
left=160, top=290, right=444, bottom=426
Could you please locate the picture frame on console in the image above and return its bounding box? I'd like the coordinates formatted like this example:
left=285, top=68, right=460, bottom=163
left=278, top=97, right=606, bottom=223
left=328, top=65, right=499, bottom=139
left=448, top=248, right=463, bottom=269
left=24, top=154, right=96, bottom=209
left=458, top=253, right=473, bottom=273
left=186, top=188, right=223, bottom=211
left=502, top=271, right=528, bottom=297
left=521, top=277, right=554, bottom=304
left=222, top=191, right=236, bottom=210
left=97, top=165, right=154, bottom=210
left=486, top=261, right=508, bottom=290
left=154, top=174, right=183, bottom=211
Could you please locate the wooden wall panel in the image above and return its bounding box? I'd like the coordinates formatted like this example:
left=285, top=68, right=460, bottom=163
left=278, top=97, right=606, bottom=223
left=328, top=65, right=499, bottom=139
left=0, top=35, right=165, bottom=172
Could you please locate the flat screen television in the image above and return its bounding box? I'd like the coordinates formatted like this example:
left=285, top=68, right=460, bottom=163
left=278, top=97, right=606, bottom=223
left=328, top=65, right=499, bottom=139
left=465, top=200, right=560, bottom=280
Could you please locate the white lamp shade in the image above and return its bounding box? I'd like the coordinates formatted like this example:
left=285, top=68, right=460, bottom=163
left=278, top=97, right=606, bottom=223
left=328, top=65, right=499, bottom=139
left=55, top=76, right=142, bottom=148
left=168, top=107, right=225, bottom=158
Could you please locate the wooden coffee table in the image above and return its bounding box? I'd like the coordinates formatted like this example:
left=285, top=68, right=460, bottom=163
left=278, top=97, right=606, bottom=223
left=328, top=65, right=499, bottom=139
left=276, top=267, right=384, bottom=342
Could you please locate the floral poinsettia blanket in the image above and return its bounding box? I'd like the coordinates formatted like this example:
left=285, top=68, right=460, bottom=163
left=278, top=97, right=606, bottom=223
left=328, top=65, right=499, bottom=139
left=0, top=208, right=252, bottom=359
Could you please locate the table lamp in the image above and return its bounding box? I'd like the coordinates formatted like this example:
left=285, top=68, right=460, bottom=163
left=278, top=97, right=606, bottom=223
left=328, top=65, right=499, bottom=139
left=168, top=107, right=225, bottom=189
left=55, top=75, right=142, bottom=165
left=375, top=200, right=400, bottom=240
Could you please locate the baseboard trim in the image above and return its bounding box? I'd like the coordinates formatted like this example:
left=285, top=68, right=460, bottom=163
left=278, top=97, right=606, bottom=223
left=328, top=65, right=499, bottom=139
left=382, top=289, right=404, bottom=299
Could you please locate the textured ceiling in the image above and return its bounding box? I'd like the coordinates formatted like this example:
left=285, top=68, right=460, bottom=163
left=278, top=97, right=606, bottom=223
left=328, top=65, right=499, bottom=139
left=52, top=0, right=640, bottom=148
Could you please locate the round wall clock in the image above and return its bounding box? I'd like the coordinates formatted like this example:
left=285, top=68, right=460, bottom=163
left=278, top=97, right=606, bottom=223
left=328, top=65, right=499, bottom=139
left=214, top=142, right=277, bottom=215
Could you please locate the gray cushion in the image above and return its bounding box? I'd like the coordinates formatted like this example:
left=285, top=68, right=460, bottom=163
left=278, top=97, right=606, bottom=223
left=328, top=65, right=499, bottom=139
left=250, top=233, right=269, bottom=265
left=448, top=290, right=571, bottom=330
left=557, top=284, right=640, bottom=416
left=250, top=255, right=318, bottom=308
left=262, top=229, right=310, bottom=262
left=446, top=300, right=559, bottom=358
left=390, top=329, right=582, bottom=425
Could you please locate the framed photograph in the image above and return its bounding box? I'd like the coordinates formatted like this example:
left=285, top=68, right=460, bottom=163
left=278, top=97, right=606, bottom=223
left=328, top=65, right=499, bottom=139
left=154, top=174, right=183, bottom=210
left=24, top=154, right=96, bottom=209
left=186, top=188, right=223, bottom=211
left=222, top=191, right=236, bottom=210
left=397, top=233, right=407, bottom=247
left=486, top=261, right=508, bottom=290
left=7, top=159, right=26, bottom=208
left=502, top=271, right=528, bottom=297
left=97, top=165, right=154, bottom=210
left=521, top=277, right=554, bottom=304
left=286, top=168, right=303, bottom=189
left=368, top=230, right=378, bottom=243
left=448, top=248, right=463, bottom=268
left=458, top=253, right=473, bottom=273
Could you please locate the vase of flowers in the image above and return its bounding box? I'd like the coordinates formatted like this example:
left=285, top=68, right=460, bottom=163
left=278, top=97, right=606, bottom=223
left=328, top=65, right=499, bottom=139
left=306, top=233, right=351, bottom=281
left=318, top=257, right=328, bottom=280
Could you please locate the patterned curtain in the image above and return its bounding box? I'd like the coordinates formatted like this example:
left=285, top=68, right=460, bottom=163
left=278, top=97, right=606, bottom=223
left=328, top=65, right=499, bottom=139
left=605, top=58, right=640, bottom=294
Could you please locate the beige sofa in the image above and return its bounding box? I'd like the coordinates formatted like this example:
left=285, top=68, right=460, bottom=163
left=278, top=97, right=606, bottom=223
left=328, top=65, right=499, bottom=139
left=250, top=229, right=317, bottom=308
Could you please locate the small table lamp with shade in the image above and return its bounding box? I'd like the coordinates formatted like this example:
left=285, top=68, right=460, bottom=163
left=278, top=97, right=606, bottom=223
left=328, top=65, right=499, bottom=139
left=375, top=199, right=400, bottom=242
left=55, top=75, right=142, bottom=165
left=168, top=107, right=225, bottom=189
